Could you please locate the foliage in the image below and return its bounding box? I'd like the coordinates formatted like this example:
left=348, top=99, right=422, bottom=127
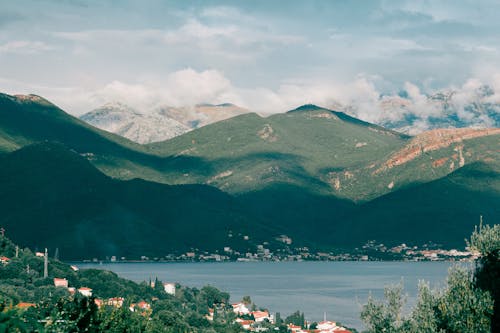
left=468, top=222, right=500, bottom=333
left=468, top=222, right=500, bottom=257
left=285, top=310, right=305, bottom=328
left=361, top=225, right=498, bottom=333
left=1, top=92, right=499, bottom=257
left=360, top=282, right=412, bottom=333
left=0, top=235, right=265, bottom=332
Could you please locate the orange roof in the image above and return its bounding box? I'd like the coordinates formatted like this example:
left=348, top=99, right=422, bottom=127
left=137, top=301, right=150, bottom=309
left=0, top=256, right=10, bottom=261
left=252, top=310, right=268, bottom=315
left=79, top=287, right=92, bottom=291
left=17, top=302, right=35, bottom=308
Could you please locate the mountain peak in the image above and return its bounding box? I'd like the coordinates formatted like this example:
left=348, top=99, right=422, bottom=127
left=288, top=104, right=326, bottom=113
left=13, top=94, right=55, bottom=107
left=99, top=101, right=139, bottom=114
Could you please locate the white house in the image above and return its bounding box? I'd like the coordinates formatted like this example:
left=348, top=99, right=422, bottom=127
left=251, top=310, right=270, bottom=322
left=78, top=287, right=93, bottom=297
left=163, top=282, right=176, bottom=295
left=53, top=278, right=68, bottom=288
left=232, top=302, right=250, bottom=315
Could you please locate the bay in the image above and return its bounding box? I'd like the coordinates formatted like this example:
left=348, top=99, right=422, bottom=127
left=75, top=261, right=460, bottom=331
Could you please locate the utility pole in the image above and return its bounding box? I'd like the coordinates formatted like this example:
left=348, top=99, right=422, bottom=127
left=15, top=246, right=19, bottom=258
left=54, top=248, right=59, bottom=261
left=44, top=248, right=48, bottom=278
left=0, top=227, right=4, bottom=237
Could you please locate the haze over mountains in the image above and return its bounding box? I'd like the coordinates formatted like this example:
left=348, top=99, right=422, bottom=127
left=0, top=92, right=498, bottom=259
left=79, top=84, right=500, bottom=144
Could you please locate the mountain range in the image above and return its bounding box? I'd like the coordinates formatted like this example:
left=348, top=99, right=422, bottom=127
left=78, top=85, right=500, bottom=145
left=0, top=92, right=498, bottom=259
left=80, top=102, right=248, bottom=144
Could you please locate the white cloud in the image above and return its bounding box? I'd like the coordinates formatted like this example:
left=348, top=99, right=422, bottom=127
left=2, top=66, right=499, bottom=133
left=0, top=40, right=53, bottom=54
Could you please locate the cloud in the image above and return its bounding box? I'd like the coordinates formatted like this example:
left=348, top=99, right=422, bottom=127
left=89, top=68, right=236, bottom=111
left=0, top=40, right=53, bottom=54
left=2, top=67, right=499, bottom=133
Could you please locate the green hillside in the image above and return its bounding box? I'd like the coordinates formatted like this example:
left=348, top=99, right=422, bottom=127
left=148, top=105, right=499, bottom=201
left=146, top=105, right=411, bottom=198
left=344, top=162, right=500, bottom=248
left=0, top=92, right=499, bottom=255
left=2, top=93, right=498, bottom=202
left=0, top=142, right=278, bottom=259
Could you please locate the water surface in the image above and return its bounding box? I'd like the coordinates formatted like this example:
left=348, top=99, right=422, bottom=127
left=75, top=261, right=457, bottom=330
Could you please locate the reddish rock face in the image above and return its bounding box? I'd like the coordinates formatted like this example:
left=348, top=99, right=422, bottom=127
left=379, top=128, right=500, bottom=171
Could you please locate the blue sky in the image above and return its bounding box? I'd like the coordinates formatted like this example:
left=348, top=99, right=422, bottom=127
left=1, top=0, right=500, bottom=120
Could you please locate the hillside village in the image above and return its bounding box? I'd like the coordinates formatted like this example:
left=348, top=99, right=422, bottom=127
left=0, top=233, right=354, bottom=332
left=85, top=234, right=478, bottom=263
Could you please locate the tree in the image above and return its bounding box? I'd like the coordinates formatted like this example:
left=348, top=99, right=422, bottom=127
left=409, top=281, right=439, bottom=332
left=435, top=266, right=492, bottom=333
left=360, top=282, right=412, bottom=333
left=285, top=311, right=305, bottom=328
left=241, top=296, right=252, bottom=305
left=468, top=222, right=500, bottom=332
left=361, top=223, right=498, bottom=333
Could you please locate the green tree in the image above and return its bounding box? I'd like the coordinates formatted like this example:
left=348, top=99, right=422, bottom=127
left=468, top=222, right=500, bottom=332
left=241, top=296, right=251, bottom=305
left=360, top=282, right=412, bottom=333
left=285, top=311, right=306, bottom=328
left=435, top=266, right=492, bottom=333
left=361, top=223, right=498, bottom=333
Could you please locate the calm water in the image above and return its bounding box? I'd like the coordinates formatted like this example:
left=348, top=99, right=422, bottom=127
left=75, top=261, right=460, bottom=330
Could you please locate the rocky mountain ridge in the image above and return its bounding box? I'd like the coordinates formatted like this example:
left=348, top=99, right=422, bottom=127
left=80, top=102, right=249, bottom=144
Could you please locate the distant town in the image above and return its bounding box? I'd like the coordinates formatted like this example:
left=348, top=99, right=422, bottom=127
left=80, top=234, right=478, bottom=263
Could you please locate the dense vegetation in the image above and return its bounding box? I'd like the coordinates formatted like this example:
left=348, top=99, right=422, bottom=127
left=0, top=92, right=499, bottom=257
left=0, top=235, right=277, bottom=332
left=0, top=142, right=278, bottom=259
left=360, top=223, right=500, bottom=333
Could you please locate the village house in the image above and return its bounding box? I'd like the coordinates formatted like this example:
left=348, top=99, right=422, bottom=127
left=0, top=256, right=10, bottom=265
left=163, top=282, right=176, bottom=295
left=205, top=308, right=214, bottom=321
left=130, top=301, right=151, bottom=312
left=287, top=323, right=302, bottom=332
left=78, top=287, right=92, bottom=297
left=251, top=310, right=271, bottom=322
left=53, top=278, right=68, bottom=288
left=137, top=301, right=151, bottom=310
left=67, top=287, right=76, bottom=295
left=236, top=318, right=255, bottom=330
left=107, top=297, right=124, bottom=307
left=94, top=299, right=103, bottom=308
left=232, top=302, right=250, bottom=315
left=35, top=252, right=44, bottom=257
left=317, top=321, right=337, bottom=331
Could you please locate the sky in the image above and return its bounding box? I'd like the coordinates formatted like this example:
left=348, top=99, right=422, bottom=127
left=1, top=0, right=500, bottom=125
